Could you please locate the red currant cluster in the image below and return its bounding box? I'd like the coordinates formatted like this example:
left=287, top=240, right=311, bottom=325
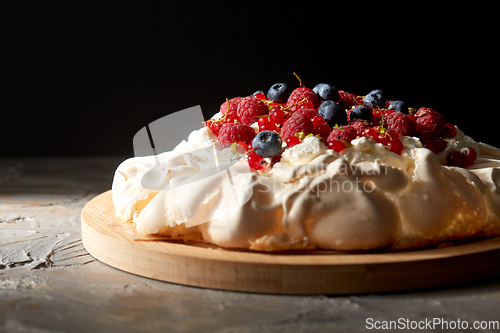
left=447, top=147, right=477, bottom=168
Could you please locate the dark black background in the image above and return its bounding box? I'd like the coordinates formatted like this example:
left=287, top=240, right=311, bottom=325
left=4, top=3, right=498, bottom=157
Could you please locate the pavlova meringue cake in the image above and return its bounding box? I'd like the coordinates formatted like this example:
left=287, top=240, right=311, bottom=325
left=112, top=80, right=500, bottom=251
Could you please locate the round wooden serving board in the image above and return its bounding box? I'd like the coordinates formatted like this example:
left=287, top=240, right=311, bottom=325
left=82, top=190, right=500, bottom=294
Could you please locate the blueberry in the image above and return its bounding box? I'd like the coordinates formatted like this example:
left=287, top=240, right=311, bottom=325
left=318, top=100, right=347, bottom=126
left=267, top=83, right=291, bottom=104
left=388, top=100, right=408, bottom=114
left=252, top=130, right=282, bottom=158
left=313, top=83, right=340, bottom=102
left=350, top=106, right=372, bottom=121
left=253, top=90, right=266, bottom=95
left=363, top=89, right=386, bottom=108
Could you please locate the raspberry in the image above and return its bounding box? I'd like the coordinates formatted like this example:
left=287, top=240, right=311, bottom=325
left=217, top=123, right=256, bottom=145
left=236, top=96, right=268, bottom=125
left=220, top=97, right=242, bottom=116
left=385, top=112, right=416, bottom=136
left=280, top=114, right=314, bottom=141
left=327, top=125, right=358, bottom=145
left=286, top=87, right=320, bottom=113
left=350, top=120, right=371, bottom=132
left=414, top=107, right=446, bottom=137
left=407, top=114, right=417, bottom=127
left=291, top=108, right=318, bottom=119
left=338, top=90, right=363, bottom=109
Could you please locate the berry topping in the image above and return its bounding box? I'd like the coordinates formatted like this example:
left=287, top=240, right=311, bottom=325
left=318, top=100, right=347, bottom=127
left=385, top=112, right=416, bottom=136
left=258, top=116, right=279, bottom=132
left=447, top=150, right=464, bottom=167
left=269, top=107, right=286, bottom=126
left=205, top=120, right=222, bottom=135
left=350, top=106, right=372, bottom=122
left=237, top=96, right=269, bottom=125
left=313, top=123, right=332, bottom=141
left=358, top=126, right=378, bottom=140
left=414, top=107, right=446, bottom=138
left=252, top=130, right=283, bottom=158
left=374, top=129, right=398, bottom=147
left=217, top=123, right=256, bottom=145
left=286, top=136, right=302, bottom=148
left=446, top=147, right=477, bottom=168
left=460, top=147, right=477, bottom=168
left=220, top=97, right=242, bottom=116
left=311, top=114, right=325, bottom=128
left=327, top=125, right=358, bottom=144
left=280, top=114, right=314, bottom=141
left=386, top=139, right=404, bottom=155
left=387, top=100, right=408, bottom=114
left=423, top=138, right=447, bottom=154
left=247, top=150, right=265, bottom=171
left=363, top=89, right=386, bottom=108
left=213, top=79, right=471, bottom=171
left=253, top=92, right=267, bottom=101
left=338, top=90, right=364, bottom=109
left=328, top=139, right=348, bottom=153
left=267, top=83, right=291, bottom=104
left=312, top=83, right=340, bottom=102
left=291, top=108, right=318, bottom=119
left=286, top=87, right=320, bottom=113
left=443, top=123, right=458, bottom=138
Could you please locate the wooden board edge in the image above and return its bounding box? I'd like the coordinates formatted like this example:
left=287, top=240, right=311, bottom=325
left=81, top=191, right=500, bottom=294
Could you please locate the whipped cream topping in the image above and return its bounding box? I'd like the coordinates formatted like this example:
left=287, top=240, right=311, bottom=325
left=112, top=122, right=500, bottom=251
